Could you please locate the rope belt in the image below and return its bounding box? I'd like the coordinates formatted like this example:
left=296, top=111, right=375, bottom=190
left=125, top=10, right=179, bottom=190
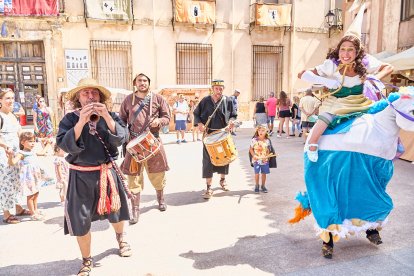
left=69, top=163, right=121, bottom=215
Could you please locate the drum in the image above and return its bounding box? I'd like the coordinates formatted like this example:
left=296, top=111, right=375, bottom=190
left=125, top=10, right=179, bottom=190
left=203, top=130, right=238, bottom=166
left=126, top=131, right=161, bottom=163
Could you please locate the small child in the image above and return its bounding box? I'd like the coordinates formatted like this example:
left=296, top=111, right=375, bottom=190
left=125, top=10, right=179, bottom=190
left=53, top=144, right=68, bottom=204
left=249, top=124, right=276, bottom=193
left=8, top=132, right=45, bottom=220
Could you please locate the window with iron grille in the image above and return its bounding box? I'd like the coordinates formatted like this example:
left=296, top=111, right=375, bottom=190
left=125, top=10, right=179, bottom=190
left=402, top=0, right=414, bottom=21
left=90, top=40, right=132, bottom=90
left=59, top=0, right=65, bottom=13
left=252, top=45, right=283, bottom=100
left=176, top=43, right=212, bottom=85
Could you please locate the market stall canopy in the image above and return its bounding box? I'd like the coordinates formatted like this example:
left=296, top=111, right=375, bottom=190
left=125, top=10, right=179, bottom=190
left=372, top=51, right=395, bottom=60
left=380, top=46, right=414, bottom=71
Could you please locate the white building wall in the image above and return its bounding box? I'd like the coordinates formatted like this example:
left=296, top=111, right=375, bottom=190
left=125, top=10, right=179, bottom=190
left=1, top=0, right=343, bottom=120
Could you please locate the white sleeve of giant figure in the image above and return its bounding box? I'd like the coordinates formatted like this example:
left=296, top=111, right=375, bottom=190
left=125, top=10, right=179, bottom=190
left=301, top=70, right=341, bottom=89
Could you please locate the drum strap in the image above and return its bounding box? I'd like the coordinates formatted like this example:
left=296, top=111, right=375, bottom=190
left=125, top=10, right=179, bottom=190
left=129, top=93, right=151, bottom=135
left=204, top=96, right=225, bottom=136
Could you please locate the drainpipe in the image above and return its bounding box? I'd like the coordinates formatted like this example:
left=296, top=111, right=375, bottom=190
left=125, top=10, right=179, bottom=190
left=231, top=0, right=235, bottom=93
left=288, top=1, right=296, bottom=98
left=153, top=0, right=157, bottom=87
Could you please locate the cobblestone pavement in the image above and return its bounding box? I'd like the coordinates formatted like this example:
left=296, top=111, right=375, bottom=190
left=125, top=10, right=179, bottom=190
left=1, top=125, right=413, bottom=276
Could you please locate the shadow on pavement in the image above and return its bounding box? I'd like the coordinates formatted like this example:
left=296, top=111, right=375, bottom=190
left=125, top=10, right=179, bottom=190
left=0, top=248, right=116, bottom=276
left=42, top=215, right=110, bottom=232
left=180, top=232, right=387, bottom=274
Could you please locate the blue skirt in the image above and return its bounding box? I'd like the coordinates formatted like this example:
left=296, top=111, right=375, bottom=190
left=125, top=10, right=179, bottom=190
left=304, top=150, right=394, bottom=230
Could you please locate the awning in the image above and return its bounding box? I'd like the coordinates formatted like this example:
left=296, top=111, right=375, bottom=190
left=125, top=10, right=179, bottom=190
left=380, top=46, right=414, bottom=71
left=372, top=51, right=395, bottom=60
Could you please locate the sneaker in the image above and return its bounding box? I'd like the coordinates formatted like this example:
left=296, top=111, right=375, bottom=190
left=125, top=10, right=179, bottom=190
left=231, top=132, right=237, bottom=136
left=203, top=189, right=213, bottom=199
left=298, top=133, right=303, bottom=137
left=254, top=186, right=260, bottom=193
left=181, top=140, right=187, bottom=143
left=176, top=140, right=181, bottom=144
left=261, top=186, right=268, bottom=193
left=276, top=134, right=282, bottom=138
left=289, top=134, right=295, bottom=137
left=197, top=138, right=202, bottom=141
left=306, top=144, right=319, bottom=162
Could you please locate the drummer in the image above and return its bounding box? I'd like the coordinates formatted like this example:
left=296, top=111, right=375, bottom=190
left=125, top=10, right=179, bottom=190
left=119, top=73, right=170, bottom=224
left=193, top=79, right=237, bottom=199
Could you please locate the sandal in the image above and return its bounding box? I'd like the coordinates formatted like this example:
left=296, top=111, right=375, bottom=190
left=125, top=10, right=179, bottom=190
left=31, top=214, right=44, bottom=221
left=322, top=244, right=333, bottom=259
left=16, top=208, right=31, bottom=216
left=116, top=232, right=132, bottom=257
left=203, top=189, right=213, bottom=199
left=2, top=215, right=20, bottom=224
left=118, top=241, right=133, bottom=257
left=77, top=257, right=93, bottom=276
left=219, top=178, right=230, bottom=191
left=306, top=144, right=319, bottom=162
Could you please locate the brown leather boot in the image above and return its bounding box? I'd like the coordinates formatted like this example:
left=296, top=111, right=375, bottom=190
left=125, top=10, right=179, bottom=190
left=156, top=189, right=167, bottom=211
left=129, top=193, right=140, bottom=225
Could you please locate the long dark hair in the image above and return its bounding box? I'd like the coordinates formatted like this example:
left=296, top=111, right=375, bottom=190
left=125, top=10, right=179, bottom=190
left=279, top=91, right=288, bottom=106
left=326, top=35, right=367, bottom=80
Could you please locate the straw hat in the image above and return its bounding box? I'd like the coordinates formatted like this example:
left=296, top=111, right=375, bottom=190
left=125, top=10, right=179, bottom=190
left=66, top=78, right=111, bottom=102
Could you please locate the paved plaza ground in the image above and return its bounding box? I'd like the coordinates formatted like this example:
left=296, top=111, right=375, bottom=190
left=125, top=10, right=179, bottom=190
left=0, top=124, right=413, bottom=275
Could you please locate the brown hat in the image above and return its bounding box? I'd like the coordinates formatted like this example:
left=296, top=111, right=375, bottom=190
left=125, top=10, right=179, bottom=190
left=66, top=78, right=111, bottom=102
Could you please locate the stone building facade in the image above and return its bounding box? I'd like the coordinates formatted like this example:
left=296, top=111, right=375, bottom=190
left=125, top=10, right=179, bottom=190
left=1, top=0, right=412, bottom=123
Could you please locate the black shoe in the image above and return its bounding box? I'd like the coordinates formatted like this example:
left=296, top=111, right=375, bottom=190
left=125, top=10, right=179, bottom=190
left=231, top=132, right=236, bottom=136
left=298, top=133, right=303, bottom=137
left=366, top=229, right=383, bottom=245
left=322, top=244, right=333, bottom=259
left=282, top=130, right=286, bottom=134
left=289, top=134, right=295, bottom=137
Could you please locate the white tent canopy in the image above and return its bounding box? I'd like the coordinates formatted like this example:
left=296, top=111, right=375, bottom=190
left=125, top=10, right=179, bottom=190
left=380, top=46, right=414, bottom=71
left=372, top=51, right=395, bottom=60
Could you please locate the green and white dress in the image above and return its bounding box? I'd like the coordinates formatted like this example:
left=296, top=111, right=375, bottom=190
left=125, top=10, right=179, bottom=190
left=315, top=55, right=383, bottom=127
